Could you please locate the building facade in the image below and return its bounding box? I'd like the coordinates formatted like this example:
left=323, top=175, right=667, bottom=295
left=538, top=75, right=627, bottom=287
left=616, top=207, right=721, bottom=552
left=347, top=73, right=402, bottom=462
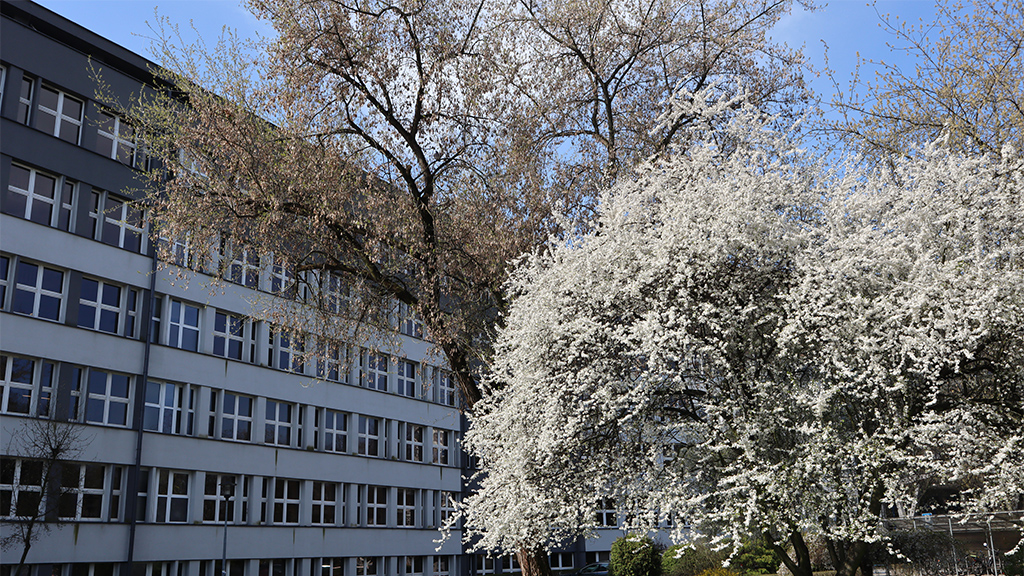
left=0, top=2, right=617, bottom=575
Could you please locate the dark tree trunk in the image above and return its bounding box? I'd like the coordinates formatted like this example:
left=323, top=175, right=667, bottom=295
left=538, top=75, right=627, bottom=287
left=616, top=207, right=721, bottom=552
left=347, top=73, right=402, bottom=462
left=767, top=530, right=814, bottom=576
left=518, top=546, right=554, bottom=576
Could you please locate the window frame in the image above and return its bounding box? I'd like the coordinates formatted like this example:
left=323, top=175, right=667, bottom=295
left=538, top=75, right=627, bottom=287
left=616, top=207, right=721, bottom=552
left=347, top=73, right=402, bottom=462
left=0, top=354, right=55, bottom=417
left=155, top=469, right=190, bottom=523
left=35, top=83, right=84, bottom=144
left=78, top=277, right=139, bottom=337
left=11, top=259, right=65, bottom=322
left=84, top=369, right=132, bottom=427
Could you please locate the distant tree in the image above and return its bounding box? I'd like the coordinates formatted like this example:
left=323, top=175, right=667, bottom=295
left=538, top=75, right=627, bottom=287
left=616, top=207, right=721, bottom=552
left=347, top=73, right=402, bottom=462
left=461, top=89, right=1024, bottom=576
left=1, top=419, right=87, bottom=576
left=104, top=0, right=810, bottom=572
left=830, top=0, right=1024, bottom=164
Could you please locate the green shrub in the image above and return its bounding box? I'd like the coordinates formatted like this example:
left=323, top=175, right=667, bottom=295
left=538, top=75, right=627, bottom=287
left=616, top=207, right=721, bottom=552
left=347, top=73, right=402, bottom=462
left=732, top=540, right=781, bottom=575
left=662, top=544, right=726, bottom=576
left=611, top=534, right=662, bottom=576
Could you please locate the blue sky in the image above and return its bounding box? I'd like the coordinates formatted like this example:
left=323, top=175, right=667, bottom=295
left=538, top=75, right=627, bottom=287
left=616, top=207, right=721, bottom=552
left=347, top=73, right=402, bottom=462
left=34, top=0, right=938, bottom=113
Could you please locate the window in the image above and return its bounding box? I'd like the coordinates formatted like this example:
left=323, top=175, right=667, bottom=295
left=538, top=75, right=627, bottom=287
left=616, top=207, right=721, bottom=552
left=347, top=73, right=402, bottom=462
left=167, top=299, right=201, bottom=352
left=585, top=552, right=610, bottom=564
left=17, top=75, right=33, bottom=124
left=213, top=311, right=249, bottom=360
left=365, top=485, right=387, bottom=526
left=203, top=474, right=246, bottom=524
left=90, top=191, right=147, bottom=253
left=78, top=278, right=139, bottom=337
left=218, top=392, right=253, bottom=442
left=321, top=558, right=345, bottom=576
left=150, top=295, right=163, bottom=344
left=95, top=111, right=147, bottom=169
left=355, top=558, right=377, bottom=576
left=321, top=409, right=347, bottom=453
left=273, top=478, right=300, bottom=524
left=144, top=380, right=194, bottom=435
left=226, top=246, right=260, bottom=289
left=4, top=164, right=76, bottom=230
left=158, top=233, right=194, bottom=268
left=0, top=355, right=54, bottom=417
left=403, top=558, right=424, bottom=576
left=439, top=491, right=457, bottom=526
left=475, top=556, right=495, bottom=575
left=265, top=400, right=293, bottom=446
left=0, top=255, right=9, bottom=306
left=85, top=369, right=131, bottom=427
left=0, top=458, right=43, bottom=518
left=11, top=259, right=64, bottom=321
left=433, top=557, right=450, bottom=576
left=549, top=553, right=574, bottom=571
left=396, top=360, right=416, bottom=397
left=596, top=499, right=616, bottom=527
left=318, top=341, right=347, bottom=383
left=268, top=329, right=304, bottom=373
left=396, top=488, right=416, bottom=527
left=361, top=352, right=388, bottom=391
left=436, top=370, right=456, bottom=407
left=35, top=84, right=84, bottom=143
left=311, top=481, right=337, bottom=525
left=58, top=463, right=122, bottom=521
left=317, top=271, right=350, bottom=314
left=357, top=416, right=380, bottom=457
left=155, top=469, right=190, bottom=523
left=396, top=301, right=423, bottom=338
left=432, top=429, right=450, bottom=465
left=268, top=256, right=294, bottom=298
left=403, top=423, right=423, bottom=462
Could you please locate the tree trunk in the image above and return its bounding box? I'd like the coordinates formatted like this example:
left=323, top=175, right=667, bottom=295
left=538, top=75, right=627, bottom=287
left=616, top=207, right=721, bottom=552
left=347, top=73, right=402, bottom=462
left=517, top=546, right=554, bottom=576
left=767, top=531, right=814, bottom=576
left=16, top=536, right=33, bottom=576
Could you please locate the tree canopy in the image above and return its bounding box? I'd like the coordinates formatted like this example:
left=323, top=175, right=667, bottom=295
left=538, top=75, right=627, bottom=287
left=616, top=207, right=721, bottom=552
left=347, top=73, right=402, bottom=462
left=461, top=89, right=1024, bottom=576
left=112, top=0, right=810, bottom=415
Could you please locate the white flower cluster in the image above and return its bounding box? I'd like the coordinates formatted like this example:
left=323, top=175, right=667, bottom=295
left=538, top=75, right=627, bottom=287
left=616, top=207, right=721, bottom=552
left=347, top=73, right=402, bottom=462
left=460, top=88, right=1024, bottom=560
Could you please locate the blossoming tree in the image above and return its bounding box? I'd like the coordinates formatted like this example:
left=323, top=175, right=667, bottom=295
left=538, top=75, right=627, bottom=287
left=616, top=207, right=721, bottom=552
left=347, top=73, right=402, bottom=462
left=462, top=91, right=1024, bottom=576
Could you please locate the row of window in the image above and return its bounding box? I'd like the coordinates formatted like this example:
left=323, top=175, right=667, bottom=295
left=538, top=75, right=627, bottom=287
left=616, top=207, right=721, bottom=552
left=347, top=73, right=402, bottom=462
left=1, top=458, right=458, bottom=529
left=0, top=253, right=456, bottom=406
left=475, top=552, right=611, bottom=575
left=1, top=354, right=458, bottom=464
left=3, top=163, right=147, bottom=252
left=2, top=557, right=455, bottom=576
left=0, top=65, right=149, bottom=168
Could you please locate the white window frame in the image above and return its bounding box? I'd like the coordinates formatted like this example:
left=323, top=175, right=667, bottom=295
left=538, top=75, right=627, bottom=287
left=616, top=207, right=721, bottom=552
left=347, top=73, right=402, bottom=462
left=268, top=255, right=294, bottom=297
left=403, top=423, right=423, bottom=462
left=84, top=369, right=132, bottom=427
left=264, top=399, right=294, bottom=447
left=432, top=429, right=450, bottom=465
left=365, top=485, right=387, bottom=526
left=361, top=351, right=388, bottom=392
left=321, top=408, right=348, bottom=453
left=357, top=415, right=381, bottom=457
left=0, top=458, right=44, bottom=519
left=549, top=553, right=574, bottom=571
left=396, top=359, right=416, bottom=397
left=202, top=473, right=247, bottom=524
left=5, top=164, right=76, bottom=230
left=439, top=491, right=457, bottom=526
left=11, top=259, right=64, bottom=322
left=0, top=354, right=55, bottom=417
left=436, top=370, right=456, bottom=407
left=217, top=391, right=254, bottom=442
left=36, top=83, right=83, bottom=143
left=155, top=469, right=190, bottom=523
left=433, top=557, right=450, bottom=576
left=273, top=478, right=300, bottom=525
left=144, top=380, right=194, bottom=435
left=213, top=311, right=250, bottom=361
left=356, top=558, right=378, bottom=576
left=17, top=74, right=33, bottom=124
left=318, top=341, right=347, bottom=383
left=227, top=245, right=261, bottom=289
left=311, top=481, right=338, bottom=526
left=57, top=463, right=115, bottom=521
left=167, top=299, right=201, bottom=352
left=78, top=277, right=139, bottom=337
left=268, top=329, right=304, bottom=373
left=96, top=110, right=146, bottom=169
left=396, top=488, right=416, bottom=527
left=90, top=190, right=148, bottom=253
left=396, top=301, right=423, bottom=338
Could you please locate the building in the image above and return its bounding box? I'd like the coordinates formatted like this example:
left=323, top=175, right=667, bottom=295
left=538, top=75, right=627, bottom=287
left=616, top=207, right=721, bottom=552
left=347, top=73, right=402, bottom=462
left=0, top=2, right=618, bottom=575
